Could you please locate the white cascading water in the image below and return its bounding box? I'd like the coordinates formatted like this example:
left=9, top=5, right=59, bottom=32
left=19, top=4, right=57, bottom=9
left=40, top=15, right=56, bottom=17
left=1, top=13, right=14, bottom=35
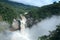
left=0, top=12, right=60, bottom=40
left=10, top=15, right=60, bottom=40
left=11, top=14, right=30, bottom=40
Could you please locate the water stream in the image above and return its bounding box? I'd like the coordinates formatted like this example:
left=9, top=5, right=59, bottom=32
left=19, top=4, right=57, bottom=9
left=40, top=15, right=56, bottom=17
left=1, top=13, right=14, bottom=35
left=0, top=15, right=60, bottom=40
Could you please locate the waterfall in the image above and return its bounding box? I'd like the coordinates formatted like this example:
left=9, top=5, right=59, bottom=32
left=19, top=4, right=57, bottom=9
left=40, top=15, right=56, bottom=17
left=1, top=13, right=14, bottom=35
left=20, top=14, right=26, bottom=32
left=0, top=12, right=60, bottom=40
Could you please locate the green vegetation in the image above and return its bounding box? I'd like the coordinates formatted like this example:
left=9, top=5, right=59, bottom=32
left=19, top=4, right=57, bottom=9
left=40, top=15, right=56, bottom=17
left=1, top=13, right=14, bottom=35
left=39, top=25, right=60, bottom=40
left=28, top=1, right=60, bottom=20
left=26, top=2, right=60, bottom=27
left=0, top=1, right=38, bottom=24
left=0, top=0, right=60, bottom=40
left=0, top=2, right=27, bottom=24
left=0, top=2, right=17, bottom=24
left=0, top=1, right=60, bottom=27
left=37, top=2, right=60, bottom=40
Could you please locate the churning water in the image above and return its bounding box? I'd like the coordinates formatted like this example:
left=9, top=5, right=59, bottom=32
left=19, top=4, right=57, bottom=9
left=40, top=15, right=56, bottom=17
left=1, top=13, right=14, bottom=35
left=0, top=15, right=60, bottom=40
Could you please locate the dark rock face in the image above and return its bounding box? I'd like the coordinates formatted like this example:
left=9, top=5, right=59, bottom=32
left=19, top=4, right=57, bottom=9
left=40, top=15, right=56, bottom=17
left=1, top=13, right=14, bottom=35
left=25, top=14, right=39, bottom=28
left=26, top=18, right=39, bottom=28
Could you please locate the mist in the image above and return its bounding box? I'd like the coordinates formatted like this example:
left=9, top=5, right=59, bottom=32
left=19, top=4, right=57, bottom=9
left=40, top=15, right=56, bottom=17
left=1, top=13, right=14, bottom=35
left=0, top=15, right=60, bottom=40
left=28, top=16, right=60, bottom=40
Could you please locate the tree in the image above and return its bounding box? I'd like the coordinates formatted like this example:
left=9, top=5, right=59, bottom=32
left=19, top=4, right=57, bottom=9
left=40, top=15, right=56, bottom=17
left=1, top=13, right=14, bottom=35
left=39, top=25, right=60, bottom=40
left=53, top=1, right=57, bottom=4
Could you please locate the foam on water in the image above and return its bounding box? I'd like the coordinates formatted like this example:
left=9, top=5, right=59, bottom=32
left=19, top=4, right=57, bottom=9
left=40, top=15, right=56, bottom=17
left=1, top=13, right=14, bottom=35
left=0, top=16, right=60, bottom=40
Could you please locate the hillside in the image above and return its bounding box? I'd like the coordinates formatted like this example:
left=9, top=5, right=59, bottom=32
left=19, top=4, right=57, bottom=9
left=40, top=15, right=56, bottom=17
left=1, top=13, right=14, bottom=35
left=0, top=2, right=17, bottom=23
left=28, top=2, right=60, bottom=20
left=0, top=0, right=39, bottom=24
left=0, top=1, right=60, bottom=27
left=0, top=1, right=60, bottom=40
left=26, top=2, right=60, bottom=27
left=0, top=0, right=38, bottom=10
